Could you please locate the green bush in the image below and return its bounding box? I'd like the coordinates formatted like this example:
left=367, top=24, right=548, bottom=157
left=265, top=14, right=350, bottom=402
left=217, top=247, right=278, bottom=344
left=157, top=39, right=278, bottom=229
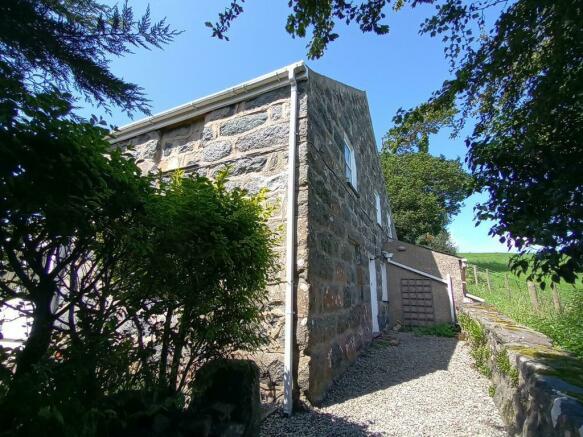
left=459, top=314, right=492, bottom=377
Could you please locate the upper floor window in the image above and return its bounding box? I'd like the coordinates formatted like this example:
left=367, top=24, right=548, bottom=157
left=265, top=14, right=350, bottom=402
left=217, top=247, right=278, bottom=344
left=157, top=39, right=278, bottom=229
left=343, top=139, right=357, bottom=189
left=375, top=192, right=382, bottom=225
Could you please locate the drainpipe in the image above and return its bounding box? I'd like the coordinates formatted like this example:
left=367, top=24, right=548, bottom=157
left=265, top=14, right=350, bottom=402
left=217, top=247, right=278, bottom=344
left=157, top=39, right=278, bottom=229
left=283, top=66, right=299, bottom=416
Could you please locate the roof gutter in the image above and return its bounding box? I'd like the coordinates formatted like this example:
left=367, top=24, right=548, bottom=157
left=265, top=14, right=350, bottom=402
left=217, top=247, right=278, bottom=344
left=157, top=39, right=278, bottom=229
left=109, top=61, right=307, bottom=143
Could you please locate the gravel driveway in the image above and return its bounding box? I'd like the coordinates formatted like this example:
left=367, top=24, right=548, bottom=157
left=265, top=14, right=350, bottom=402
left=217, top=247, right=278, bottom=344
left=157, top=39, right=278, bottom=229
left=261, top=332, right=507, bottom=436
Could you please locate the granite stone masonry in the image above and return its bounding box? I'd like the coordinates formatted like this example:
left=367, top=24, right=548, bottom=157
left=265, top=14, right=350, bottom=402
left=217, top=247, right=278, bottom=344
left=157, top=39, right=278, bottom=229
left=461, top=304, right=583, bottom=437
left=111, top=63, right=461, bottom=409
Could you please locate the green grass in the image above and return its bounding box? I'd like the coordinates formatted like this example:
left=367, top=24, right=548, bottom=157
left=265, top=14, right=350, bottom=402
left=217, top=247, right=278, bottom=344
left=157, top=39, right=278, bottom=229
left=412, top=323, right=459, bottom=338
left=461, top=253, right=583, bottom=360
left=458, top=313, right=492, bottom=377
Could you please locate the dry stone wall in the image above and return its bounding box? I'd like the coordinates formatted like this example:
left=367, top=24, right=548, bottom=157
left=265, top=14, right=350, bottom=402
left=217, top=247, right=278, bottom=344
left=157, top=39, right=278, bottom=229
left=114, top=84, right=310, bottom=404
left=301, top=71, right=395, bottom=403
left=461, top=304, right=583, bottom=436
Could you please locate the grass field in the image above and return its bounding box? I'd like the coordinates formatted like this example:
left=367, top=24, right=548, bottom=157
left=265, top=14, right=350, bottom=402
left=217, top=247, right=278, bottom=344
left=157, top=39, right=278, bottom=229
left=460, top=253, right=583, bottom=360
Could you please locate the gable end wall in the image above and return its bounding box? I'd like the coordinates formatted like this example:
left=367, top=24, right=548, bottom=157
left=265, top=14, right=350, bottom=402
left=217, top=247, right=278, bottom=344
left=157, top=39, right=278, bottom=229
left=302, top=70, right=395, bottom=403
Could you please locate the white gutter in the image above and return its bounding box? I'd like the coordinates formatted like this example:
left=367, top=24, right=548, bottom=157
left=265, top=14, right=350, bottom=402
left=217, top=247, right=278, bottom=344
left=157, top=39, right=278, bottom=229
left=387, top=259, right=447, bottom=284
left=109, top=61, right=306, bottom=143
left=465, top=293, right=485, bottom=303
left=283, top=65, right=299, bottom=417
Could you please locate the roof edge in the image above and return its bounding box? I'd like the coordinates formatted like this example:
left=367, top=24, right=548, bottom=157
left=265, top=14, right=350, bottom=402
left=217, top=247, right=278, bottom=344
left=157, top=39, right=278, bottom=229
left=109, top=61, right=307, bottom=143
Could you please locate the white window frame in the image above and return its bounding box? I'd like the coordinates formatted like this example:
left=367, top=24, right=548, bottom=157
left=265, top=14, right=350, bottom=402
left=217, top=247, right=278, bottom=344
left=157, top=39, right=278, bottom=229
left=343, top=137, right=357, bottom=190
left=368, top=256, right=380, bottom=333
left=375, top=192, right=382, bottom=225
left=381, top=262, right=389, bottom=302
left=386, top=212, right=393, bottom=238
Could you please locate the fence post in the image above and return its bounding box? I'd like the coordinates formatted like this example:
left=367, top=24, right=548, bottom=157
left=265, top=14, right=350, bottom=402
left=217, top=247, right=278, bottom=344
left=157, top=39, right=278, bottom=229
left=486, top=269, right=492, bottom=292
left=527, top=281, right=540, bottom=312
left=504, top=273, right=511, bottom=298
left=473, top=265, right=478, bottom=285
left=551, top=283, right=562, bottom=313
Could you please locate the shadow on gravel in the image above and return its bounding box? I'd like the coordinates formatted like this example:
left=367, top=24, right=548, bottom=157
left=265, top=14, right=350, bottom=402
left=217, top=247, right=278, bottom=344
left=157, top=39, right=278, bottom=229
left=319, top=333, right=459, bottom=407
left=261, top=410, right=382, bottom=436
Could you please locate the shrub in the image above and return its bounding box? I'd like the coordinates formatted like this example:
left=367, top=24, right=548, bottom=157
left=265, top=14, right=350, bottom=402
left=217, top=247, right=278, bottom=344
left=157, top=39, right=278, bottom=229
left=459, top=313, right=492, bottom=377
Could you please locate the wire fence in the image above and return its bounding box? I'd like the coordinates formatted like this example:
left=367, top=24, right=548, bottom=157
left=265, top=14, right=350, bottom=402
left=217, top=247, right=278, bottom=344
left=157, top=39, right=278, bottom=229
left=465, top=263, right=576, bottom=317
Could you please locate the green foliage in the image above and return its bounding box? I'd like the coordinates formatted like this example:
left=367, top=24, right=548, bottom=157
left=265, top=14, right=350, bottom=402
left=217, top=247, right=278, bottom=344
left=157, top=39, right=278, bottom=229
left=418, top=0, right=583, bottom=284
left=379, top=150, right=471, bottom=246
left=458, top=313, right=492, bottom=377
left=416, top=230, right=458, bottom=255
left=0, top=0, right=179, bottom=115
left=463, top=253, right=583, bottom=360
left=412, top=323, right=458, bottom=337
left=0, top=137, right=277, bottom=435
left=495, top=349, right=519, bottom=387
left=383, top=101, right=457, bottom=154
left=208, top=1, right=431, bottom=59
left=0, top=3, right=275, bottom=433
left=488, top=385, right=496, bottom=397
left=117, top=169, right=277, bottom=394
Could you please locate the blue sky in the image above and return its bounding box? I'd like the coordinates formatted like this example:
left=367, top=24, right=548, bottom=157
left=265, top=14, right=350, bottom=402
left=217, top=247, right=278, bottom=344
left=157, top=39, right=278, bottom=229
left=94, top=0, right=512, bottom=254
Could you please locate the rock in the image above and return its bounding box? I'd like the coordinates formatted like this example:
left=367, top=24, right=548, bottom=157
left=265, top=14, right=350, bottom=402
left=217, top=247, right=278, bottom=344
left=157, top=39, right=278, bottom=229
left=202, top=141, right=232, bottom=162
left=392, top=323, right=402, bottom=332
left=236, top=124, right=288, bottom=152
left=243, top=87, right=289, bottom=111
left=220, top=112, right=268, bottom=136
left=128, top=138, right=158, bottom=161
left=202, top=126, right=214, bottom=141
left=230, top=156, right=268, bottom=176
left=190, top=359, right=261, bottom=437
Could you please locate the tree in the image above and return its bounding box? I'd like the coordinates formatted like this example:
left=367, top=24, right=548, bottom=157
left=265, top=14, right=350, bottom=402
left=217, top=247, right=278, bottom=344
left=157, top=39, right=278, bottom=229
left=0, top=94, right=154, bottom=431
left=415, top=0, right=583, bottom=283
left=207, top=0, right=432, bottom=59
left=416, top=230, right=458, bottom=255
left=0, top=0, right=179, bottom=116
left=211, top=0, right=583, bottom=283
left=379, top=150, right=470, bottom=250
left=0, top=3, right=279, bottom=434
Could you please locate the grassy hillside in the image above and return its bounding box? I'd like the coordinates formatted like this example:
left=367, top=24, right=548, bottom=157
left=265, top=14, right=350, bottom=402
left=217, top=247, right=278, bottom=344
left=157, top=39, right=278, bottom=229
left=460, top=253, right=583, bottom=360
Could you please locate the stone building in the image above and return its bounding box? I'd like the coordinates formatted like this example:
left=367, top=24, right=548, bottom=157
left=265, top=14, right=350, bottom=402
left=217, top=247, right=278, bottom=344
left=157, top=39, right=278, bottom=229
left=110, top=62, right=462, bottom=412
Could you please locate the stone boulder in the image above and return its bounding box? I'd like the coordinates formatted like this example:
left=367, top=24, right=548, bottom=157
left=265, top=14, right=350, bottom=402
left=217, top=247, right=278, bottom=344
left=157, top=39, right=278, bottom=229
left=189, top=359, right=261, bottom=437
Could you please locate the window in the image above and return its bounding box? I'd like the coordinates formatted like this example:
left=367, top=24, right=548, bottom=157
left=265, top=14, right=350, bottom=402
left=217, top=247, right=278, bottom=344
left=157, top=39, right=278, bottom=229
left=343, top=139, right=357, bottom=189
left=375, top=192, right=382, bottom=225
left=386, top=212, right=393, bottom=238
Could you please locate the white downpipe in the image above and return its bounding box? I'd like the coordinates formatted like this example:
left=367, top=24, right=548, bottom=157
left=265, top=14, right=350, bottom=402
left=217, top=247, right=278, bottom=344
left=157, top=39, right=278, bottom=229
left=283, top=66, right=299, bottom=416
left=446, top=274, right=457, bottom=323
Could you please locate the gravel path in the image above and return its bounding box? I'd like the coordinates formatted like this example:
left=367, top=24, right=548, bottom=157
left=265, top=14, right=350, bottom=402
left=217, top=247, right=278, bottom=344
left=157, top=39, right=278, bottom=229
left=261, top=332, right=507, bottom=436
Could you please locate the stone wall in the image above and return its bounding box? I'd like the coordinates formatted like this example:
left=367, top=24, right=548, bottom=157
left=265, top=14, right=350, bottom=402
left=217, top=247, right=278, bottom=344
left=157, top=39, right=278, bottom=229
left=114, top=83, right=310, bottom=404
left=386, top=267, right=453, bottom=326
left=301, top=71, right=395, bottom=404
left=383, top=240, right=464, bottom=327
left=385, top=240, right=465, bottom=307
left=461, top=304, right=583, bottom=436
left=114, top=68, right=400, bottom=407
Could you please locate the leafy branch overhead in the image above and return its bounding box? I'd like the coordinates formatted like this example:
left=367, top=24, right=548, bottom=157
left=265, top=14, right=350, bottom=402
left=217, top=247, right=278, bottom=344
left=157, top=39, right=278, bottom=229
left=207, top=0, right=433, bottom=59
left=0, top=0, right=181, bottom=115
